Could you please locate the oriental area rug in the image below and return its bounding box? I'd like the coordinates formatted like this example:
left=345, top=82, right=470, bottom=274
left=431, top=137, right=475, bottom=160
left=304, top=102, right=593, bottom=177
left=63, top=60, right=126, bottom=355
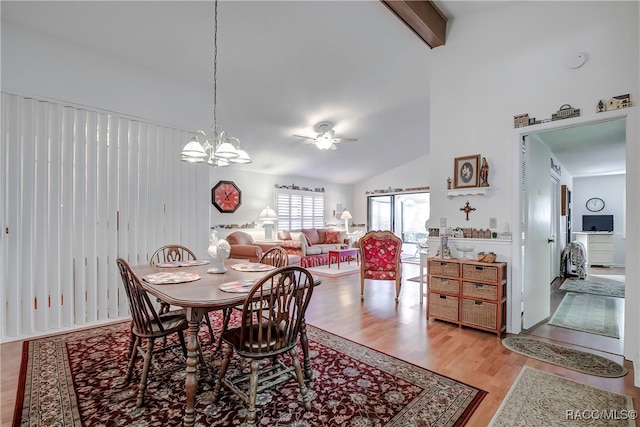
left=501, top=336, right=627, bottom=377
left=559, top=278, right=625, bottom=298
left=488, top=367, right=635, bottom=427
left=548, top=292, right=620, bottom=338
left=14, top=317, right=486, bottom=426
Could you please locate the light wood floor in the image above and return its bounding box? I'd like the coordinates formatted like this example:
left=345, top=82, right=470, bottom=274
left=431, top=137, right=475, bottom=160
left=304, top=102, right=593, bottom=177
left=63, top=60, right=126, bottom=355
left=2, top=263, right=637, bottom=425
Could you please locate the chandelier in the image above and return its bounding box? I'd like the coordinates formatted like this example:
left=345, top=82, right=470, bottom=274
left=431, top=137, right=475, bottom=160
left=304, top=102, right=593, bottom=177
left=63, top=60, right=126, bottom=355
left=181, top=0, right=251, bottom=166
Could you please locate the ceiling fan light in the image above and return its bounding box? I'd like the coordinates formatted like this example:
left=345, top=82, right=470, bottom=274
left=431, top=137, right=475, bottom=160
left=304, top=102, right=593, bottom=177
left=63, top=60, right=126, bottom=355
left=315, top=136, right=333, bottom=150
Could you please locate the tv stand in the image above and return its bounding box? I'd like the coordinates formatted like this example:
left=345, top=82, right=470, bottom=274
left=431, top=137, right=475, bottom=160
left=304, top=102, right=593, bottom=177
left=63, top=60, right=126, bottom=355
left=573, top=232, right=614, bottom=267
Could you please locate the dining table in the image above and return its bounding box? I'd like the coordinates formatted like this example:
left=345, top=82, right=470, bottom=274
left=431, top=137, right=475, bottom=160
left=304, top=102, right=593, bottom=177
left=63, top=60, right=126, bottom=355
left=132, top=258, right=320, bottom=427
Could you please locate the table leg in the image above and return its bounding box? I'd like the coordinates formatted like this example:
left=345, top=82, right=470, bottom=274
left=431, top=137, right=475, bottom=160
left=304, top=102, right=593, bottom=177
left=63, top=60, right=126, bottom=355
left=299, top=318, right=312, bottom=379
left=183, top=307, right=204, bottom=427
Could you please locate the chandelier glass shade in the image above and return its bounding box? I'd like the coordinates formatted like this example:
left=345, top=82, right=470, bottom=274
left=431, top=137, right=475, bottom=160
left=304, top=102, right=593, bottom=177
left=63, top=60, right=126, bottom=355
left=181, top=0, right=250, bottom=167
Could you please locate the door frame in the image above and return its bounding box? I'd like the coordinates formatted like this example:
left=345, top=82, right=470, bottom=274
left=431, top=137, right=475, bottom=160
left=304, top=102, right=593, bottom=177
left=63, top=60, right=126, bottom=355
left=508, top=110, right=632, bottom=335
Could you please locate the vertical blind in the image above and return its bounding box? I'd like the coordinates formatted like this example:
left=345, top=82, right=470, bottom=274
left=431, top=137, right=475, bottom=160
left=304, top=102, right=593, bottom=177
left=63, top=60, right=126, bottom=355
left=1, top=93, right=210, bottom=341
left=275, top=188, right=325, bottom=232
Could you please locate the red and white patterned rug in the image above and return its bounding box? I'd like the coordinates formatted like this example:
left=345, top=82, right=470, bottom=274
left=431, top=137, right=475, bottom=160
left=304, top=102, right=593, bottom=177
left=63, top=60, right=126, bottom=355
left=14, top=314, right=486, bottom=426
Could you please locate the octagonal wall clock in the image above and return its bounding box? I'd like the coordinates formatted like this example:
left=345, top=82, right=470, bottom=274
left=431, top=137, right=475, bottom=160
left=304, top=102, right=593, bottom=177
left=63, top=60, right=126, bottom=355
left=212, top=180, right=241, bottom=213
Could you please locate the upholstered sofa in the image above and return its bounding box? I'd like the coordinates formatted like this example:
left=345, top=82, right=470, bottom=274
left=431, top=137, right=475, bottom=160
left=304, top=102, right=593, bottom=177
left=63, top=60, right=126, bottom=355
left=278, top=228, right=347, bottom=267
left=227, top=231, right=300, bottom=265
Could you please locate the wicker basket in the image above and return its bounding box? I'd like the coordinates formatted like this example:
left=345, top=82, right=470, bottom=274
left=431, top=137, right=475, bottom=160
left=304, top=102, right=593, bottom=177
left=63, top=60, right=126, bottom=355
left=462, top=281, right=498, bottom=300
left=428, top=260, right=460, bottom=278
left=428, top=293, right=459, bottom=322
left=430, top=276, right=460, bottom=294
left=477, top=252, right=497, bottom=263
left=462, top=264, right=498, bottom=282
left=461, top=298, right=497, bottom=329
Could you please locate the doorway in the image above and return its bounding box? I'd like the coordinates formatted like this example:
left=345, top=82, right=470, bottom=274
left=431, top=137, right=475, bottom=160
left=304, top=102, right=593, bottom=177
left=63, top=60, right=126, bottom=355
left=521, top=117, right=627, bottom=355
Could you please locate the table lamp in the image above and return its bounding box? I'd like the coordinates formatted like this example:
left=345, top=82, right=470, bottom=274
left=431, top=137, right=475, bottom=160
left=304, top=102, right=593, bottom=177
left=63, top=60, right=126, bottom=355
left=258, top=207, right=278, bottom=240
left=340, top=210, right=352, bottom=233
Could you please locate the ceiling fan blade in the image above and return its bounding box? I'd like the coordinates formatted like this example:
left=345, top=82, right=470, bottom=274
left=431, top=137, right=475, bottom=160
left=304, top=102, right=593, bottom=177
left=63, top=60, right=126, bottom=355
left=293, top=134, right=316, bottom=141
left=332, top=137, right=358, bottom=143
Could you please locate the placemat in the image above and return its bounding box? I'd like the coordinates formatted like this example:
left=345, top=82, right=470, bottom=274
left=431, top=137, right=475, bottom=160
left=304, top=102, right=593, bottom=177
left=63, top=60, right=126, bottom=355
left=230, top=263, right=276, bottom=272
left=143, top=271, right=201, bottom=284
left=155, top=259, right=210, bottom=268
left=218, top=279, right=257, bottom=293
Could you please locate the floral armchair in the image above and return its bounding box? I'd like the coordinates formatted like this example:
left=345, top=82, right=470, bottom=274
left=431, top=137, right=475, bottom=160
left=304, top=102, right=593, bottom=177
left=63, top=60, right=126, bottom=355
left=358, top=230, right=403, bottom=302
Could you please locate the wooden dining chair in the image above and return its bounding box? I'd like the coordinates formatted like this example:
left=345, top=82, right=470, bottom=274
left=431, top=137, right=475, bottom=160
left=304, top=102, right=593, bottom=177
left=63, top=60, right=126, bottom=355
left=149, top=244, right=216, bottom=344
left=212, top=266, right=315, bottom=425
left=116, top=257, right=189, bottom=408
left=149, top=244, right=198, bottom=266
left=358, top=230, right=403, bottom=302
left=259, top=246, right=289, bottom=268
left=217, top=245, right=290, bottom=349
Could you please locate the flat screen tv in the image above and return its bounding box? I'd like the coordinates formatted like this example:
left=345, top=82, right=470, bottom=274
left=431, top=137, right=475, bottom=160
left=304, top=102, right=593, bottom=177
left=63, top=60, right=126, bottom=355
left=582, top=215, right=614, bottom=232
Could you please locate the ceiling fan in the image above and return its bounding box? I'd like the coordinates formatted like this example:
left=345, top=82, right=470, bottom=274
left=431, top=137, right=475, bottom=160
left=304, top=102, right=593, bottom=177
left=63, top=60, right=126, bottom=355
left=293, top=121, right=358, bottom=150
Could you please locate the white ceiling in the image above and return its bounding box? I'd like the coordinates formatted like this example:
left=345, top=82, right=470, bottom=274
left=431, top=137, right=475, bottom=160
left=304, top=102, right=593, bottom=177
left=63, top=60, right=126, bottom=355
left=2, top=1, right=625, bottom=183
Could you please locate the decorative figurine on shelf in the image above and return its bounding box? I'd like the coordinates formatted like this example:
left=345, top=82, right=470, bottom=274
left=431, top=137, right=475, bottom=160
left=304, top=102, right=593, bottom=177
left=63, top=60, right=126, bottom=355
left=447, top=177, right=452, bottom=190
left=207, top=229, right=231, bottom=274
left=435, top=236, right=452, bottom=259
left=479, top=157, right=489, bottom=187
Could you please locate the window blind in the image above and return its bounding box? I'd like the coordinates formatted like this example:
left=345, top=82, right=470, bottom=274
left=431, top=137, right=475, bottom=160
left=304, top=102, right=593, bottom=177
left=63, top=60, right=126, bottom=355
left=275, top=188, right=325, bottom=231
left=1, top=92, right=209, bottom=341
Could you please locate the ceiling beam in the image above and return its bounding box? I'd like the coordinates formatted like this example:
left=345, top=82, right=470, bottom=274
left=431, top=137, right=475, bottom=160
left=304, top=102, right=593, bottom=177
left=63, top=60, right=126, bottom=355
left=381, top=1, right=447, bottom=48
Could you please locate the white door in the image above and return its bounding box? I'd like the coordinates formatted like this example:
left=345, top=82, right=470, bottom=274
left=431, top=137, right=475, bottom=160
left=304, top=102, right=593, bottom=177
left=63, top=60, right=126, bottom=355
left=550, top=177, right=559, bottom=282
left=522, top=136, right=552, bottom=329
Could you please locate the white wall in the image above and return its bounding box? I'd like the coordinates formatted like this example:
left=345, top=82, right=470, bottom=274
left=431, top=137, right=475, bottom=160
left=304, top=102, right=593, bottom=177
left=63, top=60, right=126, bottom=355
left=427, top=0, right=639, bottom=374
left=352, top=154, right=430, bottom=225
left=572, top=174, right=626, bottom=267
left=1, top=19, right=209, bottom=132
left=207, top=168, right=352, bottom=236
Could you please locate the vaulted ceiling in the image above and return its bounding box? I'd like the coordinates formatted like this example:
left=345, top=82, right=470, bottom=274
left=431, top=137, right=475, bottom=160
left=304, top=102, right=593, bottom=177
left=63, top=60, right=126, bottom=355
left=2, top=1, right=625, bottom=183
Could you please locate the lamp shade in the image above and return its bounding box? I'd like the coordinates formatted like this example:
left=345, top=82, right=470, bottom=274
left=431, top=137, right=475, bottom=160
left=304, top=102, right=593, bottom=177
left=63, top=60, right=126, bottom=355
left=228, top=146, right=252, bottom=164
left=258, top=207, right=278, bottom=221
left=340, top=210, right=352, bottom=220
left=181, top=137, right=208, bottom=160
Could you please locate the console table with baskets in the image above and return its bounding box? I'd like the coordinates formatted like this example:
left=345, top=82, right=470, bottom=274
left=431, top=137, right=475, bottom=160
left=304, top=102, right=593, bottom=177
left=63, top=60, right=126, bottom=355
left=426, top=257, right=507, bottom=337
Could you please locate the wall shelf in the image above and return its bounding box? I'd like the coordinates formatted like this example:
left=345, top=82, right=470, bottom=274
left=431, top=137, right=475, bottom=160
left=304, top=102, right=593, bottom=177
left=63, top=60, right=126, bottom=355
left=446, top=187, right=490, bottom=197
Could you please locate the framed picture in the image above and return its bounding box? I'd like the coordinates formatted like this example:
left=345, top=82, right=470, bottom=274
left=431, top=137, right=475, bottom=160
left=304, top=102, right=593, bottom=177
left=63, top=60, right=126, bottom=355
left=453, top=154, right=480, bottom=188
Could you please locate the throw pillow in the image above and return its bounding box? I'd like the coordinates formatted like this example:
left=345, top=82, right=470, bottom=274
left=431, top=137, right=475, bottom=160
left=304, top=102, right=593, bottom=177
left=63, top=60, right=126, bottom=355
left=301, top=228, right=320, bottom=245
left=316, top=228, right=328, bottom=243
left=325, top=230, right=340, bottom=244
left=278, top=231, right=291, bottom=240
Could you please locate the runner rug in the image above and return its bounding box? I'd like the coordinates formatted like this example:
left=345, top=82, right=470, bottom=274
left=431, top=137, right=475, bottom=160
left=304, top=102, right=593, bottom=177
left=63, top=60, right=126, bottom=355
left=501, top=336, right=627, bottom=377
left=559, top=278, right=625, bottom=298
left=488, top=367, right=634, bottom=426
left=548, top=292, right=620, bottom=338
left=14, top=316, right=486, bottom=426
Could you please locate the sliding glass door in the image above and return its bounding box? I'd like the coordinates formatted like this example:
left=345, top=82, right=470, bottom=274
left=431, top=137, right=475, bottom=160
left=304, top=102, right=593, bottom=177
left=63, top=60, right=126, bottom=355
left=367, top=192, right=430, bottom=255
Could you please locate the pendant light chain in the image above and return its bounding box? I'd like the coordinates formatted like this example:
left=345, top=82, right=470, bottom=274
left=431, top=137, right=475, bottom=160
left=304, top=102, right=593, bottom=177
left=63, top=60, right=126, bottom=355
left=212, top=0, right=218, bottom=137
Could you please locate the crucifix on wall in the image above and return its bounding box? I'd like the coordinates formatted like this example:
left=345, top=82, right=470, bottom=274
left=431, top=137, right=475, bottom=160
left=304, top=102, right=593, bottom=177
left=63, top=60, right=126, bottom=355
left=460, top=201, right=476, bottom=221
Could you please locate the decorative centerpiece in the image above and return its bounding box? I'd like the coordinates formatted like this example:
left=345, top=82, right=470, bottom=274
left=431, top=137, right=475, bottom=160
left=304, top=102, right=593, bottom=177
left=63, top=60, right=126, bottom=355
left=455, top=244, right=475, bottom=259
left=207, top=230, right=231, bottom=274
left=477, top=251, right=497, bottom=263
